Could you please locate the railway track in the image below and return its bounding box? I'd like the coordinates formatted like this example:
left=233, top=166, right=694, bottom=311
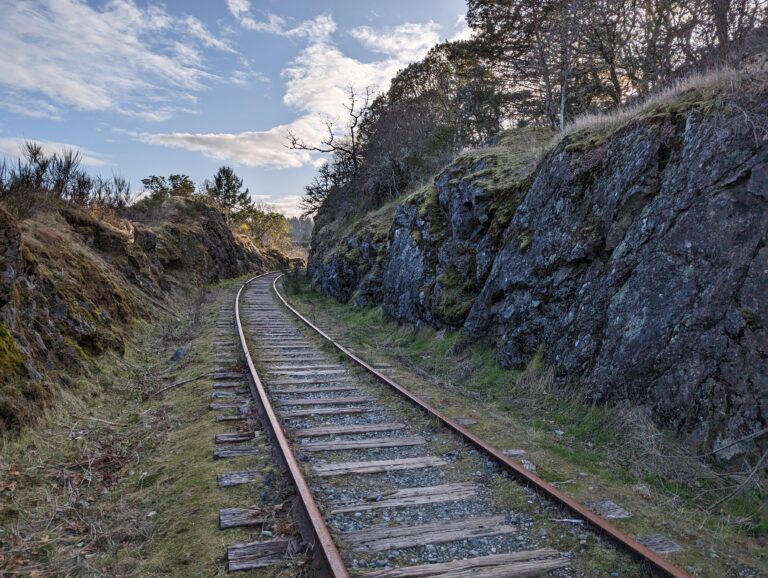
left=216, top=271, right=689, bottom=577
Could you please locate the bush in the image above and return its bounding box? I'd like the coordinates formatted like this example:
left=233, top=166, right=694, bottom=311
left=0, top=142, right=130, bottom=219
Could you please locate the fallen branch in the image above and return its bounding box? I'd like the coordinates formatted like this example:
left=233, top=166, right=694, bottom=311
left=709, top=448, right=768, bottom=510
left=152, top=372, right=213, bottom=397
left=699, top=428, right=768, bottom=457
left=73, top=415, right=128, bottom=427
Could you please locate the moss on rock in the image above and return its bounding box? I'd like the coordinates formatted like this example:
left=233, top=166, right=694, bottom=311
left=0, top=322, right=25, bottom=381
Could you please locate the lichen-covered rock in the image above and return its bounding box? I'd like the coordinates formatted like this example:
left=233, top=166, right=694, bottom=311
left=308, top=88, right=768, bottom=463
left=382, top=129, right=552, bottom=328
left=465, top=106, right=768, bottom=461
left=308, top=201, right=393, bottom=306
left=382, top=200, right=433, bottom=324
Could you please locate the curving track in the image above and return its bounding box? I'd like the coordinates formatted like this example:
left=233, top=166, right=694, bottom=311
left=232, top=272, right=689, bottom=578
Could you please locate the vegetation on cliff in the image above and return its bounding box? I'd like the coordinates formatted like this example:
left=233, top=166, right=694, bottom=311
left=301, top=1, right=766, bottom=227
left=0, top=149, right=292, bottom=433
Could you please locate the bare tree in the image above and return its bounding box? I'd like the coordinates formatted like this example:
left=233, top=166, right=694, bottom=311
left=286, top=85, right=373, bottom=177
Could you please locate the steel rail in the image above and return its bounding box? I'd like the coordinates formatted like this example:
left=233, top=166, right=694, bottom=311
left=272, top=274, right=690, bottom=578
left=235, top=272, right=350, bottom=578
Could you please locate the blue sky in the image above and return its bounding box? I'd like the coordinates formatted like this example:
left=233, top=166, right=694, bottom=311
left=0, top=0, right=468, bottom=215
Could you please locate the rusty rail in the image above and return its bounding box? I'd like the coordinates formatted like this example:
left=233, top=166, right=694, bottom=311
left=235, top=273, right=350, bottom=578
left=272, top=274, right=690, bottom=578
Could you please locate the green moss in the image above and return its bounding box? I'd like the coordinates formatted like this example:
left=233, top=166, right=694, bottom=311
left=436, top=264, right=461, bottom=288
left=456, top=127, right=552, bottom=245
left=563, top=129, right=617, bottom=153
left=63, top=336, right=88, bottom=360
left=343, top=247, right=362, bottom=266
left=416, top=185, right=446, bottom=240
left=637, top=85, right=718, bottom=121
left=0, top=322, right=25, bottom=381
left=338, top=195, right=401, bottom=242
left=434, top=265, right=478, bottom=326
left=518, top=233, right=532, bottom=252
left=434, top=292, right=474, bottom=325
left=20, top=244, right=36, bottom=264
left=740, top=307, right=760, bottom=329
left=320, top=194, right=403, bottom=273
left=563, top=84, right=720, bottom=154
left=33, top=255, right=53, bottom=278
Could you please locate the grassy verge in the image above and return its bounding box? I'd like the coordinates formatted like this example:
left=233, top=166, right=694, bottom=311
left=281, top=273, right=767, bottom=578
left=1, top=278, right=302, bottom=577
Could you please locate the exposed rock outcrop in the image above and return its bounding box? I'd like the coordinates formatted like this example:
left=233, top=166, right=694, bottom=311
left=308, top=82, right=768, bottom=462
left=308, top=200, right=395, bottom=307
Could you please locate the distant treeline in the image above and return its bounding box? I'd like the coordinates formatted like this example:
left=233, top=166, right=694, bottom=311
left=288, top=216, right=313, bottom=246
left=0, top=142, right=308, bottom=251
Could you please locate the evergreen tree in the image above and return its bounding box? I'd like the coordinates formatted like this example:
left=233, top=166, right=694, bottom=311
left=204, top=166, right=251, bottom=224
left=141, top=174, right=195, bottom=200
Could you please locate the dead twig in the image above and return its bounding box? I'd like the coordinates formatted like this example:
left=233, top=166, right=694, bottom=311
left=708, top=448, right=768, bottom=510
left=73, top=415, right=128, bottom=427
left=151, top=372, right=213, bottom=397
left=698, top=428, right=768, bottom=458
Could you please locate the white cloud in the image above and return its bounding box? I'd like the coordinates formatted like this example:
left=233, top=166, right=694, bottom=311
left=0, top=94, right=61, bottom=120
left=134, top=117, right=320, bottom=170
left=184, top=16, right=236, bottom=53
left=0, top=0, right=233, bottom=120
left=282, top=42, right=400, bottom=117
left=226, top=0, right=253, bottom=22
left=0, top=138, right=108, bottom=166
left=226, top=1, right=335, bottom=41
left=139, top=14, right=445, bottom=170
left=229, top=56, right=270, bottom=87
left=285, top=15, right=337, bottom=41
left=240, top=13, right=288, bottom=35
left=350, top=21, right=442, bottom=62
left=261, top=195, right=303, bottom=217
left=248, top=194, right=303, bottom=217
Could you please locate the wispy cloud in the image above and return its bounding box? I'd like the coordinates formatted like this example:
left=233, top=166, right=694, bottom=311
left=0, top=94, right=62, bottom=120
left=134, top=118, right=318, bottom=170
left=0, top=137, right=108, bottom=166
left=0, top=0, right=233, bottom=120
left=226, top=0, right=336, bottom=41
left=350, top=21, right=442, bottom=61
left=184, top=15, right=236, bottom=52
left=262, top=195, right=304, bottom=217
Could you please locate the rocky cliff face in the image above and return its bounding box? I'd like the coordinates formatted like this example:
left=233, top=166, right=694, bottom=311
left=0, top=197, right=286, bottom=430
left=308, top=83, right=768, bottom=462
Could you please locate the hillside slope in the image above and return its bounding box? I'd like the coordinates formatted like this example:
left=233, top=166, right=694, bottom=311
left=308, top=68, right=767, bottom=464
left=0, top=197, right=287, bottom=431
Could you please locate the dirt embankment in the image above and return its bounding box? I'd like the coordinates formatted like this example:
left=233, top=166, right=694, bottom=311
left=0, top=197, right=288, bottom=431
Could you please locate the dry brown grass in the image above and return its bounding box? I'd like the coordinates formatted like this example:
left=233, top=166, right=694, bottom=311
left=552, top=67, right=742, bottom=148
left=551, top=54, right=768, bottom=153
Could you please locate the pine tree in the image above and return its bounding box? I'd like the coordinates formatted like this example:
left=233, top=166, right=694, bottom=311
left=204, top=166, right=251, bottom=224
